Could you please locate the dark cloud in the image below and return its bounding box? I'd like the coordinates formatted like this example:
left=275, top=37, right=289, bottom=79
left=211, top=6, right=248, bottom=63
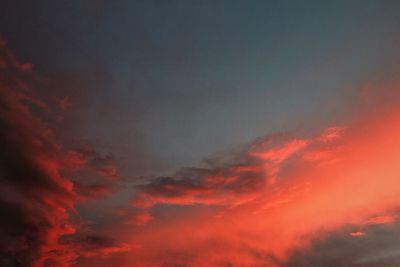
left=0, top=36, right=76, bottom=267
left=62, top=234, right=130, bottom=259
left=66, top=146, right=122, bottom=202
left=74, top=182, right=115, bottom=200
left=283, top=220, right=400, bottom=267
left=0, top=37, right=124, bottom=266
left=124, top=210, right=153, bottom=226
left=129, top=131, right=316, bottom=210
left=66, top=146, right=120, bottom=180
left=130, top=163, right=267, bottom=209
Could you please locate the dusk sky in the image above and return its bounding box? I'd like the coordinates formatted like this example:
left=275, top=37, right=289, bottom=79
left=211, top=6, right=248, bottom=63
left=1, top=1, right=400, bottom=267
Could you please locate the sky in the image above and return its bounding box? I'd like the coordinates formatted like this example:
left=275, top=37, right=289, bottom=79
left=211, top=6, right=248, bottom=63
left=1, top=1, right=400, bottom=266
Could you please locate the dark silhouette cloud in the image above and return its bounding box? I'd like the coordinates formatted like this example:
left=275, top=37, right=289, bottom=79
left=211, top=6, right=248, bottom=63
left=0, top=36, right=76, bottom=267
left=0, top=37, right=126, bottom=267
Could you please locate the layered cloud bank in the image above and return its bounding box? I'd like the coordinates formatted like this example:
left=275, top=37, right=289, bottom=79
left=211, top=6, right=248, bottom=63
left=3, top=36, right=400, bottom=267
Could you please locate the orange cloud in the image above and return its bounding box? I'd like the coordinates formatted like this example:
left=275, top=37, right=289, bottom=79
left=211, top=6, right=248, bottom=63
left=350, top=231, right=366, bottom=237
left=123, top=88, right=400, bottom=266
left=367, top=215, right=396, bottom=225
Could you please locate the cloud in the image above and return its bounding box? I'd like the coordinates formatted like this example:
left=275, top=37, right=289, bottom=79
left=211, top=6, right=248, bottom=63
left=124, top=87, right=400, bottom=266
left=130, top=163, right=267, bottom=209
left=367, top=215, right=396, bottom=225
left=74, top=182, right=115, bottom=200
left=350, top=231, right=366, bottom=237
left=4, top=30, right=400, bottom=267
left=113, top=207, right=153, bottom=226
left=283, top=219, right=400, bottom=267
left=55, top=96, right=72, bottom=111
left=0, top=37, right=76, bottom=267
left=63, top=234, right=131, bottom=258
left=66, top=146, right=120, bottom=180
left=0, top=36, right=124, bottom=267
left=129, top=128, right=340, bottom=212
left=65, top=145, right=122, bottom=202
left=124, top=210, right=153, bottom=226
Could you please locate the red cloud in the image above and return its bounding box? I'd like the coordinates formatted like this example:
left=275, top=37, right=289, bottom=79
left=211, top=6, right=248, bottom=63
left=367, top=215, right=396, bottom=225
left=0, top=37, right=125, bottom=267
left=350, top=231, right=366, bottom=237
left=130, top=165, right=266, bottom=209
left=4, top=31, right=400, bottom=267
left=63, top=234, right=131, bottom=258
left=0, top=38, right=76, bottom=267
left=74, top=182, right=115, bottom=200
left=125, top=86, right=400, bottom=266
left=66, top=146, right=120, bottom=180
left=125, top=210, right=153, bottom=226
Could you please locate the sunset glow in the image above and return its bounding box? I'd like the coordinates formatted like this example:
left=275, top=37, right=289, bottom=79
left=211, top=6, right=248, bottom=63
left=1, top=1, right=400, bottom=266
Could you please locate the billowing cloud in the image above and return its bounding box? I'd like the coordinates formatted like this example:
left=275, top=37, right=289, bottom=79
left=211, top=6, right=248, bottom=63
left=0, top=37, right=126, bottom=267
left=0, top=37, right=76, bottom=267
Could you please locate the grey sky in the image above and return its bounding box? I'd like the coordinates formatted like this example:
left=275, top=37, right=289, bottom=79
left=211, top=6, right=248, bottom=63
left=1, top=0, right=400, bottom=177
